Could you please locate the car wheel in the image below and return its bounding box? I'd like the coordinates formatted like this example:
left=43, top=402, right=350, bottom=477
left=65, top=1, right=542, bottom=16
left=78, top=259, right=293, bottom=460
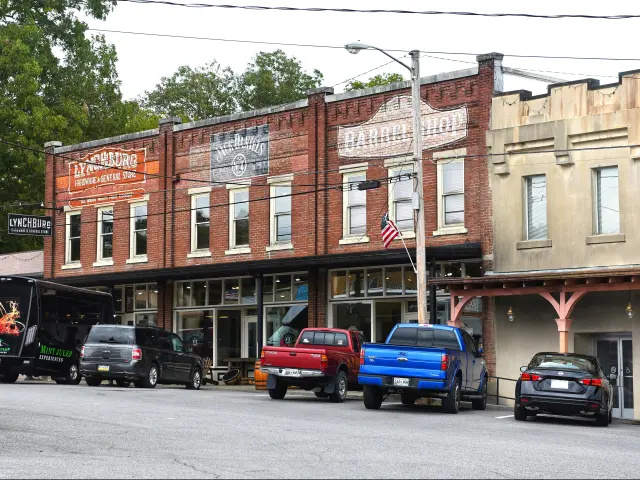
left=85, top=377, right=102, bottom=387
left=472, top=377, right=488, bottom=410
left=514, top=404, right=528, bottom=421
left=329, top=370, right=348, bottom=403
left=363, top=386, right=383, bottom=410
left=67, top=363, right=82, bottom=385
left=268, top=379, right=288, bottom=400
left=1, top=373, right=19, bottom=384
left=443, top=377, right=461, bottom=414
left=116, top=379, right=131, bottom=388
left=596, top=410, right=610, bottom=427
left=400, top=392, right=416, bottom=405
left=609, top=409, right=613, bottom=424
left=141, top=364, right=158, bottom=389
left=186, top=368, right=202, bottom=390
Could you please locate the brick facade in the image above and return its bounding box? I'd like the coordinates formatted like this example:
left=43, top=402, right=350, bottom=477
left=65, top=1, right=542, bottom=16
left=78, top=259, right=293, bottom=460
left=43, top=55, right=500, bottom=363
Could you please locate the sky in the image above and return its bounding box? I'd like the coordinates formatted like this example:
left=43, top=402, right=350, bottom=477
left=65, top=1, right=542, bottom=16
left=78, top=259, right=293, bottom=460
left=83, top=0, right=640, bottom=101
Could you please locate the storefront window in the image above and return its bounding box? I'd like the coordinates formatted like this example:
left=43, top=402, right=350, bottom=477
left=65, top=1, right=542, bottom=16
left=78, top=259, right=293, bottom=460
left=385, top=267, right=403, bottom=296
left=241, top=277, right=256, bottom=304
left=217, top=310, right=241, bottom=366
left=263, top=276, right=274, bottom=303
left=208, top=280, right=222, bottom=305
left=192, top=281, right=207, bottom=306
left=113, top=287, right=124, bottom=313
left=275, top=275, right=292, bottom=302
left=331, top=271, right=347, bottom=299
left=148, top=284, right=158, bottom=309
left=135, top=313, right=157, bottom=327
left=404, top=269, right=417, bottom=296
left=266, top=305, right=308, bottom=347
left=334, top=302, right=372, bottom=341
left=348, top=270, right=365, bottom=298
left=375, top=302, right=402, bottom=343
left=366, top=269, right=383, bottom=297
left=293, top=274, right=308, bottom=301
left=223, top=278, right=240, bottom=305
left=178, top=282, right=191, bottom=307
left=135, top=285, right=148, bottom=310
left=176, top=310, right=213, bottom=359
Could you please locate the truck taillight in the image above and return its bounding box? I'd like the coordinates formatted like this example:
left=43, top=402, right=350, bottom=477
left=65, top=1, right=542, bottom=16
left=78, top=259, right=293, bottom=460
left=360, top=348, right=365, bottom=365
left=321, top=354, right=328, bottom=369
left=132, top=346, right=142, bottom=361
left=441, top=353, right=449, bottom=371
left=80, top=346, right=84, bottom=358
left=261, top=349, right=265, bottom=358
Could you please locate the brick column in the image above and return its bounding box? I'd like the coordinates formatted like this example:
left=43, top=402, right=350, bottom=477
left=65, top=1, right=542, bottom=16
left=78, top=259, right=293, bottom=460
left=44, top=141, right=62, bottom=280
left=158, top=116, right=181, bottom=270
left=482, top=297, right=497, bottom=376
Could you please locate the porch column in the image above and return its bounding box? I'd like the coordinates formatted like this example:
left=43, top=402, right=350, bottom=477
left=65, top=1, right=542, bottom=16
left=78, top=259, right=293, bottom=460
left=555, top=318, right=572, bottom=354
left=540, top=291, right=586, bottom=354
left=448, top=293, right=477, bottom=327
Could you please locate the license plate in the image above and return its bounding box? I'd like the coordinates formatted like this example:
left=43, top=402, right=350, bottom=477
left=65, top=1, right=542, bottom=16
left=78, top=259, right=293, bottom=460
left=551, top=379, right=568, bottom=389
left=282, top=369, right=300, bottom=377
left=97, top=365, right=110, bottom=372
left=393, top=377, right=410, bottom=387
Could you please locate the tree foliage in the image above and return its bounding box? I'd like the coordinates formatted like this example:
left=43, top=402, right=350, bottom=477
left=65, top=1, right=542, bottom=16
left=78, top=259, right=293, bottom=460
left=345, top=73, right=404, bottom=92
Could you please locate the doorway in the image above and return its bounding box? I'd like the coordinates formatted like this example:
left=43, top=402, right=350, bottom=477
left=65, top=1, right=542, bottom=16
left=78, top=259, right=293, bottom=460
left=595, top=336, right=633, bottom=419
left=242, top=315, right=257, bottom=358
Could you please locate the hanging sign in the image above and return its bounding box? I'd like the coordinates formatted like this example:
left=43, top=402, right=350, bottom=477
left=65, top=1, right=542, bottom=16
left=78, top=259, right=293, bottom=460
left=8, top=214, right=52, bottom=236
left=338, top=94, right=468, bottom=158
left=210, top=124, right=269, bottom=183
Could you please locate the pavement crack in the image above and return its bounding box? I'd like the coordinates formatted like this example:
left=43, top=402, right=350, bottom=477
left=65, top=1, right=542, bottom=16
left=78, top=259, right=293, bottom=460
left=173, top=458, right=218, bottom=477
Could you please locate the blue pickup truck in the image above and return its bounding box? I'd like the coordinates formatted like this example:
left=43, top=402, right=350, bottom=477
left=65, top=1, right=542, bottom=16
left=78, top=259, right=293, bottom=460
left=358, top=324, right=488, bottom=413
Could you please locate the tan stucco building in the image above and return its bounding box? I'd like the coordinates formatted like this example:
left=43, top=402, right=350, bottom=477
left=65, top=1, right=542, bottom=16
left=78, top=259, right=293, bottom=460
left=433, top=71, right=640, bottom=420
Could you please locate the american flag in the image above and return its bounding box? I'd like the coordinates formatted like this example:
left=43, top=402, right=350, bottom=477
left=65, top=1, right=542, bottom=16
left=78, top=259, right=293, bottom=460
left=381, top=213, right=400, bottom=248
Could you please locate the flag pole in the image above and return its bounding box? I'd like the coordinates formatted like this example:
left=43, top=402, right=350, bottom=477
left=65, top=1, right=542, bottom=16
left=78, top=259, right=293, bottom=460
left=398, top=231, right=417, bottom=274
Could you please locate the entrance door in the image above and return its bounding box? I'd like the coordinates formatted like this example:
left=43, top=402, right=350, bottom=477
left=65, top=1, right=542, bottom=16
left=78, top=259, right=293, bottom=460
left=242, top=315, right=257, bottom=359
left=596, top=336, right=634, bottom=419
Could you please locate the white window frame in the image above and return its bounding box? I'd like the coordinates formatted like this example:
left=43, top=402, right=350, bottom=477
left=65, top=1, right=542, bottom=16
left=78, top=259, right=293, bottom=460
left=593, top=166, right=620, bottom=235
left=63, top=210, right=82, bottom=269
left=188, top=187, right=212, bottom=258
left=94, top=205, right=114, bottom=266
left=433, top=148, right=468, bottom=236
left=127, top=201, right=148, bottom=264
left=386, top=161, right=416, bottom=240
left=226, top=184, right=251, bottom=255
left=523, top=175, right=548, bottom=241
left=340, top=165, right=369, bottom=244
left=268, top=175, right=293, bottom=251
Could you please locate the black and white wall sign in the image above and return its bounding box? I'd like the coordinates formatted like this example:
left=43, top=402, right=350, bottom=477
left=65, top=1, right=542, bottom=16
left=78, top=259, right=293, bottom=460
left=210, top=124, right=269, bottom=183
left=8, top=214, right=52, bottom=236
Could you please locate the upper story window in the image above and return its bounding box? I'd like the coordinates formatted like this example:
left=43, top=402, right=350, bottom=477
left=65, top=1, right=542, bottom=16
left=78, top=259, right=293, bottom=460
left=230, top=188, right=250, bottom=249
left=389, top=165, right=414, bottom=233
left=271, top=183, right=292, bottom=245
left=191, top=194, right=210, bottom=252
left=66, top=211, right=81, bottom=264
left=343, top=172, right=367, bottom=237
left=129, top=202, right=148, bottom=261
left=441, top=161, right=464, bottom=226
left=96, top=207, right=114, bottom=262
left=594, top=166, right=619, bottom=235
left=524, top=175, right=547, bottom=240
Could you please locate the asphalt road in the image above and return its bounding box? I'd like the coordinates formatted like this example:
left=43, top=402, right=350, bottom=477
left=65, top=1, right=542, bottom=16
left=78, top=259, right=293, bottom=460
left=1, top=381, right=639, bottom=479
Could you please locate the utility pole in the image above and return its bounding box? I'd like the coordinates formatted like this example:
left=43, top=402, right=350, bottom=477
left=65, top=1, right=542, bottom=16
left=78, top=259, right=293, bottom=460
left=410, top=50, right=428, bottom=325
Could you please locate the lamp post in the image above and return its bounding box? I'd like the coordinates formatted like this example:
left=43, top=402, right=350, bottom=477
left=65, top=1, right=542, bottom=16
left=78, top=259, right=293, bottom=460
left=346, top=43, right=428, bottom=324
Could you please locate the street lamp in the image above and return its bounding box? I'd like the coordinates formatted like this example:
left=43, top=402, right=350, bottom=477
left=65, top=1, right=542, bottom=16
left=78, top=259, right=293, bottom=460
left=345, top=42, right=428, bottom=325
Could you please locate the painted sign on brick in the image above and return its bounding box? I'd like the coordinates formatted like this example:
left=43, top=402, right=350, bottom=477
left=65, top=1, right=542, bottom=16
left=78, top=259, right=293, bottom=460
left=210, top=124, right=269, bottom=183
left=338, top=95, right=468, bottom=158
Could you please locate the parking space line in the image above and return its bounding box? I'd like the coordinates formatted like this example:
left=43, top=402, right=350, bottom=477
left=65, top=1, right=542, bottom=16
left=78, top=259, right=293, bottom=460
left=495, top=414, right=513, bottom=419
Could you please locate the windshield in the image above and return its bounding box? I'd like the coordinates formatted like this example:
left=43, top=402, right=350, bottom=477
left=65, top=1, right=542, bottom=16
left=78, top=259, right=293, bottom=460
left=0, top=281, right=34, bottom=356
left=86, top=326, right=135, bottom=345
left=529, top=354, right=597, bottom=373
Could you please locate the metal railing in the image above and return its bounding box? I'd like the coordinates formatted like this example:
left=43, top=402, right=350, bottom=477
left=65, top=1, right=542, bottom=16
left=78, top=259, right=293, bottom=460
left=486, top=375, right=518, bottom=404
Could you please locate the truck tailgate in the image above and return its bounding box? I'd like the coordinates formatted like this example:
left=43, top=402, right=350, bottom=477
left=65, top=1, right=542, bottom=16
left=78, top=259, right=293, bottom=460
left=360, top=343, right=446, bottom=380
left=261, top=346, right=325, bottom=370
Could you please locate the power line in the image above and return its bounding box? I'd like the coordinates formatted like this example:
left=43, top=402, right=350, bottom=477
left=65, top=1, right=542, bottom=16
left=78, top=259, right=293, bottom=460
left=115, top=1, right=640, bottom=20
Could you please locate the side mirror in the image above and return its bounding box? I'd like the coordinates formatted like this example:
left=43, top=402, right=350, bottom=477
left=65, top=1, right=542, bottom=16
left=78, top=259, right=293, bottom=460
left=520, top=366, right=527, bottom=373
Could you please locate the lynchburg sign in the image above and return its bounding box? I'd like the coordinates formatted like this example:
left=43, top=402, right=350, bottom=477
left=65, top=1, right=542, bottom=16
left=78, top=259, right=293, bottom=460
left=8, top=214, right=52, bottom=236
left=68, top=147, right=147, bottom=193
left=338, top=95, right=468, bottom=158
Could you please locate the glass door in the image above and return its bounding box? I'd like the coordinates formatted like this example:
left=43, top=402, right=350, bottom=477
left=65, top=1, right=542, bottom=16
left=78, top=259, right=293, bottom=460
left=242, top=315, right=257, bottom=359
left=596, top=336, right=634, bottom=419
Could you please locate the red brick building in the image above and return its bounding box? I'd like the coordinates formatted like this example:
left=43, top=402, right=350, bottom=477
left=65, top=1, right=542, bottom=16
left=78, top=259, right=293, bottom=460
left=43, top=53, right=502, bottom=379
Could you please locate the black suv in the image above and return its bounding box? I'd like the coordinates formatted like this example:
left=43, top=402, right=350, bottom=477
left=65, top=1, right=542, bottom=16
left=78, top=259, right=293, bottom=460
left=80, top=325, right=204, bottom=390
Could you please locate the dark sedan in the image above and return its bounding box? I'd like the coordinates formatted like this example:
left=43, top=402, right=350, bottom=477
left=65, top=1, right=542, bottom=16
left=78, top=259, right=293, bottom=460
left=514, top=352, right=614, bottom=426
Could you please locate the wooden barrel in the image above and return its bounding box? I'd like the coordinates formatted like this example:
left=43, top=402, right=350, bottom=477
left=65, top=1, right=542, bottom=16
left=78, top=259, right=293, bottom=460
left=254, top=359, right=267, bottom=390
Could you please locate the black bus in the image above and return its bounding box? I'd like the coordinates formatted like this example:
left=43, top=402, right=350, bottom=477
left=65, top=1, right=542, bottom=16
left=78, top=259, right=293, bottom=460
left=0, top=276, right=115, bottom=384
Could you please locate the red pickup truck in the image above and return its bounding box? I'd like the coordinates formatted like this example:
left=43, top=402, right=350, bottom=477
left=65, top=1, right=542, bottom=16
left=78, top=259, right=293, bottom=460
left=260, top=328, right=364, bottom=402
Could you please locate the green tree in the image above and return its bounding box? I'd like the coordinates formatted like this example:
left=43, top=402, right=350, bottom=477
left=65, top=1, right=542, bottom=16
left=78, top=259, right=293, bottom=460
left=141, top=62, right=237, bottom=122
left=0, top=0, right=131, bottom=254
left=237, top=50, right=323, bottom=111
left=345, top=73, right=404, bottom=92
